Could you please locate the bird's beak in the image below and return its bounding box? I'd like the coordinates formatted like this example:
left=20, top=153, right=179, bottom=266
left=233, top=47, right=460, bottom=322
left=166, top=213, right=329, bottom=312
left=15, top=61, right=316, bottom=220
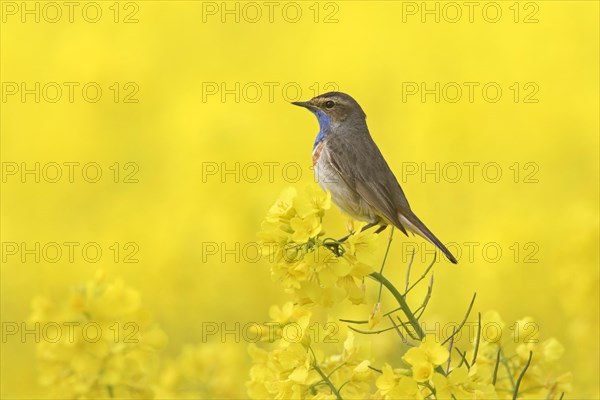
left=291, top=101, right=313, bottom=109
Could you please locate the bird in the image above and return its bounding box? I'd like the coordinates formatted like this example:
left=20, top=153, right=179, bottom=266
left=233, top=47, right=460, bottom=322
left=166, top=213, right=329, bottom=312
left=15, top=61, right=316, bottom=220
left=291, top=91, right=458, bottom=264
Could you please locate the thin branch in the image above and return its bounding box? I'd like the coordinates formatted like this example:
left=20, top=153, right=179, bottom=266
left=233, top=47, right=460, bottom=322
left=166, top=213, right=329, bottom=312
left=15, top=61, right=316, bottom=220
left=545, top=383, right=558, bottom=400
left=348, top=325, right=397, bottom=335
left=326, top=362, right=347, bottom=379
left=423, top=381, right=436, bottom=398
left=471, top=312, right=482, bottom=366
left=404, top=248, right=416, bottom=293
left=396, top=316, right=420, bottom=341
left=309, top=346, right=342, bottom=400
left=377, top=227, right=394, bottom=302
left=404, top=255, right=436, bottom=295
left=388, top=315, right=413, bottom=346
left=512, top=351, right=533, bottom=400
left=442, top=293, right=477, bottom=345
left=313, top=363, right=342, bottom=400
left=492, top=347, right=501, bottom=385
left=339, top=317, right=368, bottom=324
left=339, top=305, right=404, bottom=325
left=415, top=273, right=434, bottom=320
left=367, top=268, right=447, bottom=374
left=501, top=350, right=516, bottom=391
left=446, top=326, right=457, bottom=375
left=369, top=272, right=424, bottom=339
left=337, top=380, right=352, bottom=394
left=455, top=348, right=471, bottom=370
left=368, top=365, right=383, bottom=374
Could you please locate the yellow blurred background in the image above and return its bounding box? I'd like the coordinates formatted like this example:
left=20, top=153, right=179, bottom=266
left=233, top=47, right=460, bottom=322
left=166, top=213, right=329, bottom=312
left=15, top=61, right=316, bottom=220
left=1, top=1, right=598, bottom=398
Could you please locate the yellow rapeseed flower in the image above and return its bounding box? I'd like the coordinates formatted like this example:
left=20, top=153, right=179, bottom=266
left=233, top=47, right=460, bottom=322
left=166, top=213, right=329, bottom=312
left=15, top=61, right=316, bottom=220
left=432, top=366, right=472, bottom=399
left=155, top=342, right=248, bottom=398
left=266, top=187, right=297, bottom=223
left=345, top=230, right=379, bottom=265
left=403, top=336, right=449, bottom=382
left=29, top=271, right=167, bottom=399
left=293, top=185, right=331, bottom=218
left=290, top=215, right=322, bottom=244
left=376, top=363, right=422, bottom=399
left=403, top=336, right=449, bottom=366
left=368, top=302, right=383, bottom=330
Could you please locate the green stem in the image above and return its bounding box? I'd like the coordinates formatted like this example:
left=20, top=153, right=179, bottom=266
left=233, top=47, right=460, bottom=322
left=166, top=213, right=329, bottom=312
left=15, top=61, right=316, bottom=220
left=471, top=312, right=482, bottom=365
left=369, top=271, right=446, bottom=375
left=501, top=352, right=516, bottom=391
left=369, top=272, right=424, bottom=339
left=513, top=351, right=533, bottom=400
left=348, top=325, right=397, bottom=335
left=404, top=255, right=436, bottom=295
left=339, top=305, right=404, bottom=324
left=492, top=348, right=501, bottom=385
left=442, top=293, right=477, bottom=345
left=308, top=345, right=342, bottom=400
left=455, top=348, right=471, bottom=370
left=313, top=363, right=342, bottom=400
left=377, top=228, right=394, bottom=302
left=368, top=365, right=383, bottom=374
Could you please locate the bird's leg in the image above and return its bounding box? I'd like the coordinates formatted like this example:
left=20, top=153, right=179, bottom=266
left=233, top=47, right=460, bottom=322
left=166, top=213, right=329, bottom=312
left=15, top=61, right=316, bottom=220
left=374, top=224, right=388, bottom=234
left=324, top=222, right=386, bottom=256
left=339, top=221, right=380, bottom=242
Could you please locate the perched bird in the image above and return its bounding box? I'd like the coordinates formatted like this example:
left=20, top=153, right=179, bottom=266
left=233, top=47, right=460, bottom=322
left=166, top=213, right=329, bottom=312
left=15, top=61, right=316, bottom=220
left=292, top=92, right=458, bottom=264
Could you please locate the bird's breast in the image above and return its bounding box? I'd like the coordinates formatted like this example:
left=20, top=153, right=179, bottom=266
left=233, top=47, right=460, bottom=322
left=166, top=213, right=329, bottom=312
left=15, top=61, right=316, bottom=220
left=312, top=141, right=381, bottom=224
left=313, top=142, right=335, bottom=190
left=312, top=140, right=325, bottom=166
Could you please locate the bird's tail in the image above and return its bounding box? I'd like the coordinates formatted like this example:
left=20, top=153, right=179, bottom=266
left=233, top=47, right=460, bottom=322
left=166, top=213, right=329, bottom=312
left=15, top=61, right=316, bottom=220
left=398, top=212, right=458, bottom=264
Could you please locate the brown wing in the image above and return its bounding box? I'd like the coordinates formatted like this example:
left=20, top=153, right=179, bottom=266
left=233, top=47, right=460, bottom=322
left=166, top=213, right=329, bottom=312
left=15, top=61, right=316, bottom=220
left=325, top=132, right=411, bottom=235
left=324, top=131, right=458, bottom=263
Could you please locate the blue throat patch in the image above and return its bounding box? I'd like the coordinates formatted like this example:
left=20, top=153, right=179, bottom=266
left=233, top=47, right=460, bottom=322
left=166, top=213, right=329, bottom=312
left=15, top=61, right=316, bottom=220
left=312, top=109, right=332, bottom=149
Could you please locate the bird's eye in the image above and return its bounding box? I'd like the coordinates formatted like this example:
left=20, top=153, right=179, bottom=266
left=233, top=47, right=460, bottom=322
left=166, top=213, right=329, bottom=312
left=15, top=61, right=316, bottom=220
left=324, top=100, right=335, bottom=109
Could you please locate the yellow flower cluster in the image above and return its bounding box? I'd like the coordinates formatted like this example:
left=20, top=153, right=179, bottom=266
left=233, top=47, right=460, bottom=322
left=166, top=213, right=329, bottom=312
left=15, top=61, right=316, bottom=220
left=259, top=186, right=378, bottom=307
left=247, top=312, right=571, bottom=400
left=249, top=187, right=573, bottom=400
left=155, top=342, right=249, bottom=398
left=383, top=336, right=496, bottom=399
left=28, top=271, right=167, bottom=399
left=465, top=313, right=573, bottom=400
left=246, top=300, right=374, bottom=399
left=29, top=272, right=253, bottom=399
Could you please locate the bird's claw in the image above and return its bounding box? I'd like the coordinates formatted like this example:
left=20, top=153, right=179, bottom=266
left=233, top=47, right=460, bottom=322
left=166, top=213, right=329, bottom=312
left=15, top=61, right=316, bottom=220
left=323, top=240, right=345, bottom=257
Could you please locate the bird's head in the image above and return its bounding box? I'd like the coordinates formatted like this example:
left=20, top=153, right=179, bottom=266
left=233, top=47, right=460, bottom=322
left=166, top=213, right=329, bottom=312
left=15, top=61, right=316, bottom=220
left=292, top=92, right=366, bottom=132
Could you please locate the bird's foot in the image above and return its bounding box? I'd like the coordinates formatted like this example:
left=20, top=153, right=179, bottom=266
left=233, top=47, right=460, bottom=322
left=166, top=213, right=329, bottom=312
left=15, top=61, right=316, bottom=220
left=323, top=239, right=345, bottom=257
left=374, top=224, right=388, bottom=234
left=322, top=223, right=388, bottom=257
